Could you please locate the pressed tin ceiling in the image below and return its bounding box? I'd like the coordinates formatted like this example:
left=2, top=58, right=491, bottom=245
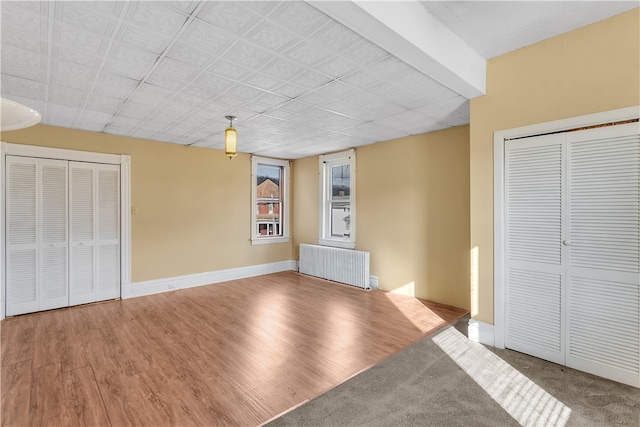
left=0, top=1, right=636, bottom=159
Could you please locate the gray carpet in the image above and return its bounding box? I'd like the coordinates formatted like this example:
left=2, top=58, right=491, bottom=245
left=268, top=319, right=639, bottom=426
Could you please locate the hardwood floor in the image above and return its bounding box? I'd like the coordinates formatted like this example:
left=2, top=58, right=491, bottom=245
left=1, top=271, right=468, bottom=426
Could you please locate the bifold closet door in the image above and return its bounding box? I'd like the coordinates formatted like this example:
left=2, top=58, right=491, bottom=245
left=505, top=122, right=640, bottom=387
left=565, top=123, right=639, bottom=386
left=69, top=162, right=120, bottom=306
left=504, top=133, right=566, bottom=365
left=6, top=156, right=69, bottom=316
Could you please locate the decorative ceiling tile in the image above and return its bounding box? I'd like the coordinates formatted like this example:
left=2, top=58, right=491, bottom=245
left=154, top=58, right=200, bottom=82
left=107, top=60, right=149, bottom=80
left=226, top=84, right=267, bottom=101
left=238, top=102, right=270, bottom=114
left=54, top=44, right=99, bottom=68
left=261, top=57, right=304, bottom=81
left=309, top=20, right=363, bottom=54
left=111, top=116, right=142, bottom=129
left=110, top=43, right=159, bottom=69
left=295, top=91, right=331, bottom=108
left=163, top=1, right=199, bottom=14
left=284, top=41, right=332, bottom=67
left=271, top=1, right=328, bottom=37
left=208, top=59, right=252, bottom=81
left=119, top=102, right=156, bottom=119
left=52, top=59, right=93, bottom=82
left=94, top=73, right=139, bottom=99
left=339, top=70, right=379, bottom=88
left=222, top=41, right=272, bottom=69
left=126, top=2, right=187, bottom=36
left=1, top=3, right=47, bottom=38
left=314, top=80, right=355, bottom=99
left=214, top=94, right=245, bottom=107
left=367, top=57, right=413, bottom=79
left=271, top=83, right=306, bottom=99
left=321, top=100, right=354, bottom=115
left=315, top=56, right=360, bottom=79
left=88, top=1, right=124, bottom=17
left=1, top=45, right=46, bottom=80
left=56, top=2, right=116, bottom=36
left=183, top=84, right=222, bottom=100
left=118, top=24, right=172, bottom=54
left=1, top=31, right=44, bottom=54
left=255, top=92, right=289, bottom=107
left=343, top=40, right=389, bottom=67
left=145, top=74, right=186, bottom=91
left=86, top=95, right=125, bottom=113
left=56, top=23, right=107, bottom=54
left=247, top=22, right=301, bottom=53
left=242, top=73, right=282, bottom=91
left=167, top=42, right=215, bottom=67
left=80, top=110, right=114, bottom=125
left=48, top=85, right=86, bottom=107
left=290, top=70, right=331, bottom=90
left=51, top=74, right=91, bottom=91
left=181, top=20, right=234, bottom=55
left=171, top=93, right=209, bottom=109
left=198, top=2, right=261, bottom=36
left=0, top=76, right=46, bottom=100
left=132, top=83, right=175, bottom=106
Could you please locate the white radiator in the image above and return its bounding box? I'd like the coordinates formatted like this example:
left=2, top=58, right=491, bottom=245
left=299, top=244, right=370, bottom=289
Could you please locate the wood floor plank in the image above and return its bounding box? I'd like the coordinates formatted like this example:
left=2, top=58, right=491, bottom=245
left=1, top=271, right=468, bottom=426
left=1, top=360, right=32, bottom=427
left=30, top=363, right=65, bottom=426
left=61, top=366, right=111, bottom=427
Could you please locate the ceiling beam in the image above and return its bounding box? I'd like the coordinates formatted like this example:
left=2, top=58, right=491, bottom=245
left=307, top=0, right=486, bottom=99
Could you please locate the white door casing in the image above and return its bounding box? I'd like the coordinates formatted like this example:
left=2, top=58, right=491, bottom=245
left=504, top=124, right=640, bottom=386
left=1, top=142, right=131, bottom=319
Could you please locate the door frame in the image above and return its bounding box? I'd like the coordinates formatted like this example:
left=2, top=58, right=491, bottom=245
left=0, top=142, right=131, bottom=319
left=493, top=105, right=639, bottom=348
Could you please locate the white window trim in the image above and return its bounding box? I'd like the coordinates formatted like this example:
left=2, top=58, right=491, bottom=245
left=251, top=155, right=290, bottom=245
left=319, top=149, right=356, bottom=249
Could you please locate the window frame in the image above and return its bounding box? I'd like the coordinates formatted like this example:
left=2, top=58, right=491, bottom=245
left=251, top=156, right=290, bottom=245
left=319, top=149, right=356, bottom=249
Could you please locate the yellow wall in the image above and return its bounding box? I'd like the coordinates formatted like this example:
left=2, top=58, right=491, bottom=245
left=1, top=125, right=292, bottom=282
left=470, top=9, right=640, bottom=323
left=293, top=126, right=471, bottom=309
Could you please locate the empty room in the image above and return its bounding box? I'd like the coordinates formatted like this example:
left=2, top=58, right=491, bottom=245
left=1, top=1, right=639, bottom=426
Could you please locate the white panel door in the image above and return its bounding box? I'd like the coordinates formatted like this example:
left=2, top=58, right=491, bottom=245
left=565, top=123, right=639, bottom=387
left=6, top=156, right=68, bottom=316
left=69, top=162, right=120, bottom=305
left=505, top=133, right=565, bottom=364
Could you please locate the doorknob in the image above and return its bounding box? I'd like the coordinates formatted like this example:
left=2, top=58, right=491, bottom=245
left=563, top=240, right=571, bottom=246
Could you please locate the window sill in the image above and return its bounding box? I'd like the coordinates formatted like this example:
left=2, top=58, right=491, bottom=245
left=319, top=238, right=355, bottom=249
left=251, top=236, right=290, bottom=245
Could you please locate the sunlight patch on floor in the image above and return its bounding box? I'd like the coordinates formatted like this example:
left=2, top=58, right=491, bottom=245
left=433, top=327, right=571, bottom=427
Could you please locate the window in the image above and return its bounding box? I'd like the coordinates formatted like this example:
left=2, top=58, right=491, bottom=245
left=251, top=156, right=290, bottom=244
left=319, top=149, right=355, bottom=249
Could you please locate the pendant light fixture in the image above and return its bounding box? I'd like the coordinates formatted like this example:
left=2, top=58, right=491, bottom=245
left=0, top=97, right=41, bottom=131
left=224, top=115, right=237, bottom=159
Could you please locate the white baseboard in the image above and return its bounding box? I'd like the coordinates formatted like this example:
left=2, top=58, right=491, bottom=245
left=123, top=260, right=295, bottom=299
left=468, top=319, right=495, bottom=346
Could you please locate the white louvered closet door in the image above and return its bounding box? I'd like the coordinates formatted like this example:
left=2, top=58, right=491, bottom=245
left=565, top=122, right=639, bottom=386
left=505, top=133, right=566, bottom=365
left=69, top=162, right=120, bottom=305
left=6, top=156, right=69, bottom=316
